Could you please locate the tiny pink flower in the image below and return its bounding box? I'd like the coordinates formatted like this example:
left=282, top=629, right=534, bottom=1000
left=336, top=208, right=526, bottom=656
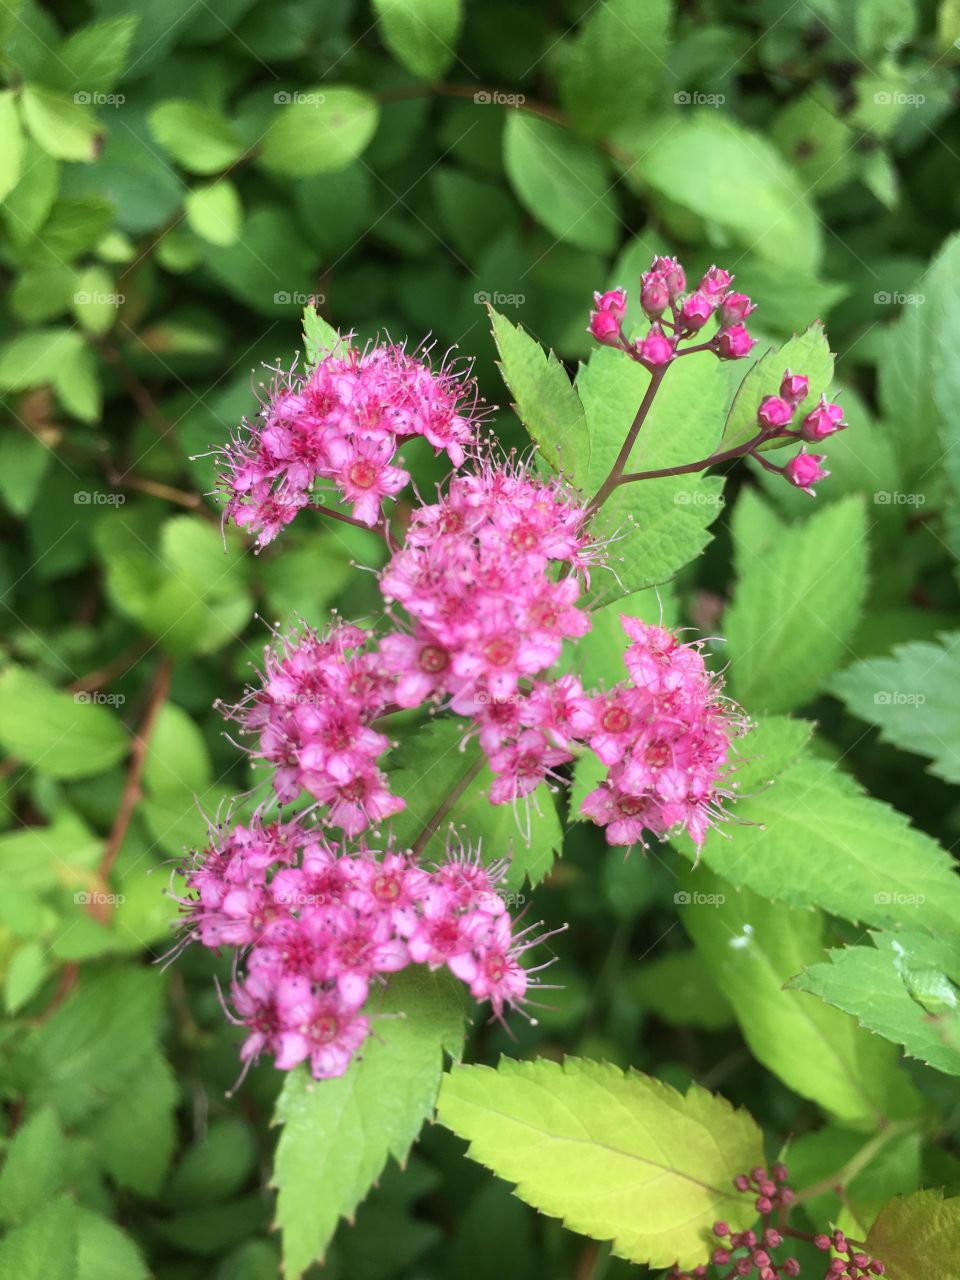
left=635, top=325, right=677, bottom=370
left=779, top=370, right=809, bottom=406
left=785, top=449, right=829, bottom=494
left=699, top=265, right=733, bottom=298
left=640, top=274, right=670, bottom=319
left=718, top=292, right=755, bottom=325
left=593, top=288, right=627, bottom=319
left=756, top=395, right=795, bottom=431
left=679, top=291, right=715, bottom=332
left=714, top=324, right=756, bottom=360
left=588, top=308, right=622, bottom=345
left=800, top=395, right=845, bottom=441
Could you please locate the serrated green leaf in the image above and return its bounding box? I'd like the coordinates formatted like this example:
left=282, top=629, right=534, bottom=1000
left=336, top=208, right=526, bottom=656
left=488, top=306, right=587, bottom=483
left=829, top=633, right=960, bottom=784
left=789, top=941, right=960, bottom=1076
left=0, top=1194, right=76, bottom=1280
left=257, top=87, right=379, bottom=177
left=272, top=967, right=466, bottom=1278
left=866, top=1189, right=960, bottom=1280
left=503, top=113, right=619, bottom=254
left=371, top=0, right=464, bottom=79
left=0, top=666, right=128, bottom=780
left=437, top=1057, right=763, bottom=1269
left=721, top=322, right=835, bottom=450
left=45, top=15, right=138, bottom=93
left=725, top=496, right=868, bottom=712
left=681, top=866, right=923, bottom=1126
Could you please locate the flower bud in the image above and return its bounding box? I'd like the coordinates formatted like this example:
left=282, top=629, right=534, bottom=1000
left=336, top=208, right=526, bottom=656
left=814, top=1235, right=832, bottom=1251
left=700, top=265, right=732, bottom=297
left=635, top=325, right=676, bottom=370
left=679, top=291, right=715, bottom=332
left=713, top=1221, right=730, bottom=1237
left=593, top=288, right=627, bottom=320
left=869, top=1264, right=885, bottom=1275
left=640, top=275, right=670, bottom=319
left=756, top=1195, right=773, bottom=1213
left=651, top=255, right=686, bottom=299
left=712, top=1247, right=731, bottom=1265
left=735, top=1260, right=752, bottom=1277
left=718, top=292, right=754, bottom=325
left=801, top=395, right=845, bottom=441
left=759, top=1179, right=777, bottom=1197
left=589, top=308, right=622, bottom=346
left=734, top=1174, right=751, bottom=1192
left=785, top=449, right=829, bottom=494
left=783, top=1261, right=801, bottom=1277
left=779, top=373, right=808, bottom=406
left=715, top=324, right=756, bottom=360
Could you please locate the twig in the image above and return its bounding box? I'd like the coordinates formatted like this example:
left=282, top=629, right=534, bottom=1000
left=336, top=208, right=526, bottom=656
left=587, top=366, right=668, bottom=514
left=411, top=752, right=486, bottom=857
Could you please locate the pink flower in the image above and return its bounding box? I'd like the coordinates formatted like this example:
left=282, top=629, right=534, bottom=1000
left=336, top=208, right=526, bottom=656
left=640, top=275, right=670, bottom=319
left=779, top=370, right=809, bottom=406
left=800, top=396, right=845, bottom=442
left=589, top=308, right=622, bottom=345
left=488, top=729, right=571, bottom=804
left=593, top=288, right=627, bottom=319
left=785, top=449, right=829, bottom=494
left=718, top=292, right=755, bottom=325
left=756, top=395, right=795, bottom=431
left=324, top=433, right=410, bottom=527
left=679, top=291, right=715, bottom=333
left=649, top=255, right=686, bottom=299
left=635, top=325, right=677, bottom=370
left=699, top=265, right=732, bottom=298
left=714, top=324, right=756, bottom=360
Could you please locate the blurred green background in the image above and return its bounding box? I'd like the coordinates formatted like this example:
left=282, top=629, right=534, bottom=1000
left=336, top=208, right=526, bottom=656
left=1, top=0, right=959, bottom=1276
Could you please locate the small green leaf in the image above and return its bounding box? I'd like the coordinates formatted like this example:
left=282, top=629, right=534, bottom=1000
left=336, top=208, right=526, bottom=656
left=437, top=1057, right=763, bottom=1270
left=0, top=432, right=52, bottom=517
left=303, top=303, right=341, bottom=367
left=0, top=1107, right=65, bottom=1225
left=257, top=87, right=379, bottom=177
left=149, top=100, right=245, bottom=174
left=21, top=85, right=100, bottom=162
left=44, top=15, right=139, bottom=93
left=0, top=666, right=128, bottom=780
left=272, top=967, right=466, bottom=1278
left=371, top=0, right=464, bottom=79
left=488, top=307, right=587, bottom=484
left=4, top=942, right=48, bottom=1014
left=0, top=91, right=24, bottom=201
left=87, top=1052, right=178, bottom=1196
left=185, top=179, right=242, bottom=246
left=71, top=264, right=119, bottom=336
left=725, top=496, right=868, bottom=712
left=503, top=113, right=619, bottom=254
left=143, top=702, right=211, bottom=797
left=866, top=1189, right=960, bottom=1280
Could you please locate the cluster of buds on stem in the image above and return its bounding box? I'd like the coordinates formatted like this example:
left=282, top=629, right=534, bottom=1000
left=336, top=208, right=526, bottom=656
left=588, top=256, right=758, bottom=371
left=753, top=372, right=846, bottom=497
left=668, top=1166, right=886, bottom=1280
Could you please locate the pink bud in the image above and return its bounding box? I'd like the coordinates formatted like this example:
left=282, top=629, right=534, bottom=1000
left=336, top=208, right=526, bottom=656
left=593, top=288, right=627, bottom=320
left=753, top=1249, right=771, bottom=1266
left=635, top=325, right=676, bottom=370
left=713, top=1222, right=730, bottom=1237
left=715, top=324, right=756, bottom=360
left=814, top=1236, right=832, bottom=1251
left=870, top=1264, right=885, bottom=1275
left=785, top=449, right=829, bottom=494
left=779, top=1186, right=794, bottom=1205
left=650, top=255, right=686, bottom=299
left=801, top=395, right=845, bottom=441
left=734, top=1260, right=751, bottom=1278
left=712, top=1248, right=731, bottom=1265
left=700, top=265, right=732, bottom=297
left=589, top=308, right=622, bottom=346
left=718, top=292, right=755, bottom=325
left=756, top=1195, right=773, bottom=1213
left=640, top=275, right=670, bottom=319
left=783, top=1261, right=801, bottom=1277
left=779, top=372, right=808, bottom=406
left=764, top=1229, right=782, bottom=1248
left=758, top=1179, right=777, bottom=1197
left=757, top=395, right=795, bottom=432
left=680, top=291, right=715, bottom=332
left=733, top=1174, right=750, bottom=1192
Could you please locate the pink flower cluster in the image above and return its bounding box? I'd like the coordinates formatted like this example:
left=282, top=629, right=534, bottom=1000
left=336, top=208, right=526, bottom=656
left=589, top=256, right=758, bottom=369
left=753, top=370, right=847, bottom=496
left=215, top=338, right=483, bottom=546
left=181, top=818, right=542, bottom=1080
left=579, top=618, right=747, bottom=847
left=221, top=622, right=403, bottom=837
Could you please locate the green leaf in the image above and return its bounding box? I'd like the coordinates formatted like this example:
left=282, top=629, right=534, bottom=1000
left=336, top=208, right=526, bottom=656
left=488, top=307, right=587, bottom=484
left=720, top=322, right=835, bottom=451
left=75, top=1209, right=149, bottom=1280
left=789, top=940, right=960, bottom=1077
left=580, top=345, right=728, bottom=600
left=557, top=0, right=670, bottom=138
left=0, top=91, right=24, bottom=202
left=0, top=1107, right=66, bottom=1226
left=303, top=302, right=341, bottom=367
left=87, top=1051, right=178, bottom=1196
left=0, top=666, right=127, bottom=780
left=437, top=1057, right=763, bottom=1270
left=204, top=206, right=317, bottom=317
left=257, top=87, right=380, bottom=177
left=184, top=179, right=242, bottom=246
left=0, top=432, right=52, bottom=517
left=143, top=702, right=211, bottom=797
left=272, top=967, right=466, bottom=1278
left=45, top=15, right=138, bottom=93
left=371, top=0, right=464, bottom=79
left=20, top=85, right=100, bottom=162
left=4, top=942, right=48, bottom=1014
left=386, top=718, right=562, bottom=889
left=71, top=264, right=119, bottom=336
left=165, top=1119, right=257, bottom=1209
left=0, top=1194, right=76, bottom=1280
left=866, top=1190, right=960, bottom=1280
left=149, top=100, right=245, bottom=174
left=1, top=140, right=59, bottom=244
left=0, top=328, right=85, bottom=392
left=691, top=752, right=960, bottom=940
left=503, top=113, right=619, bottom=254
left=681, top=866, right=923, bottom=1127
left=635, top=115, right=821, bottom=272
left=829, top=633, right=960, bottom=784
left=724, top=496, right=868, bottom=712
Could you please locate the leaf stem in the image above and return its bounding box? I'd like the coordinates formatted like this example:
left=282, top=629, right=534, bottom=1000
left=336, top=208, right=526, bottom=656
left=586, top=365, right=669, bottom=515
left=410, top=752, right=486, bottom=857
